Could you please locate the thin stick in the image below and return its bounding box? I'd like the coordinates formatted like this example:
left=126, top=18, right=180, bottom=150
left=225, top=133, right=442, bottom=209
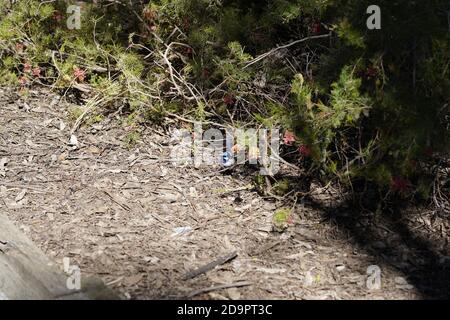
left=183, top=251, right=238, bottom=280
left=165, top=111, right=230, bottom=129
left=102, top=190, right=131, bottom=212
left=244, top=33, right=331, bottom=69
left=217, top=184, right=254, bottom=195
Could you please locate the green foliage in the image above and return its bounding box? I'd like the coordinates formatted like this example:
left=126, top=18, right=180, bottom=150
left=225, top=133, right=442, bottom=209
left=272, top=179, right=291, bottom=196
left=0, top=0, right=448, bottom=205
left=123, top=131, right=140, bottom=149
left=273, top=208, right=292, bottom=231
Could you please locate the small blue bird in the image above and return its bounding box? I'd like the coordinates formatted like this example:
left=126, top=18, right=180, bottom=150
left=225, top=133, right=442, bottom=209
left=220, top=151, right=235, bottom=167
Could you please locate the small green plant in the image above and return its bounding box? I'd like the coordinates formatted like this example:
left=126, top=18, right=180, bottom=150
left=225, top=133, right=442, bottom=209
left=253, top=174, right=267, bottom=194
left=273, top=208, right=292, bottom=232
left=68, top=106, right=84, bottom=123
left=87, top=114, right=104, bottom=126
left=123, top=131, right=140, bottom=149
left=272, top=179, right=291, bottom=196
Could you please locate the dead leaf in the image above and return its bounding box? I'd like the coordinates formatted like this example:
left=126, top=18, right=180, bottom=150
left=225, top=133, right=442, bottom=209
left=189, top=187, right=198, bottom=198
left=171, top=226, right=192, bottom=237
left=59, top=120, right=66, bottom=131
left=58, top=152, right=68, bottom=162
left=68, top=134, right=78, bottom=147
left=15, top=189, right=27, bottom=202
left=87, top=145, right=101, bottom=154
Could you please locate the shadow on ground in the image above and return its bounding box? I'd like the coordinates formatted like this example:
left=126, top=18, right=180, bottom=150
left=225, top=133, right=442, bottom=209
left=306, top=197, right=450, bottom=299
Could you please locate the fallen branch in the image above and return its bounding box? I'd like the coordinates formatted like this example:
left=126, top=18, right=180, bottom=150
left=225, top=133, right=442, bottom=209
left=183, top=251, right=238, bottom=280
left=243, top=33, right=331, bottom=69
left=218, top=184, right=254, bottom=196
left=101, top=190, right=131, bottom=211
left=250, top=240, right=281, bottom=256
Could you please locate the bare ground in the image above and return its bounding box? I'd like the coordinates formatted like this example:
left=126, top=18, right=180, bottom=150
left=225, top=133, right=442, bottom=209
left=1, top=87, right=449, bottom=300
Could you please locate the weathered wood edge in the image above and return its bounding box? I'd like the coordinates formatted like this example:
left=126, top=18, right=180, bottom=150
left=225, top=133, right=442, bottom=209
left=0, top=213, right=118, bottom=300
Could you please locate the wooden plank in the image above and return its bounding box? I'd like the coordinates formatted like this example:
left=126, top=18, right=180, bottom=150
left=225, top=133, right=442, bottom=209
left=0, top=213, right=117, bottom=300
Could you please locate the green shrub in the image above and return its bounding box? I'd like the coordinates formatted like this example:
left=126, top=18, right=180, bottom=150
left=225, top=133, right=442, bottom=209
left=1, top=0, right=448, bottom=205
